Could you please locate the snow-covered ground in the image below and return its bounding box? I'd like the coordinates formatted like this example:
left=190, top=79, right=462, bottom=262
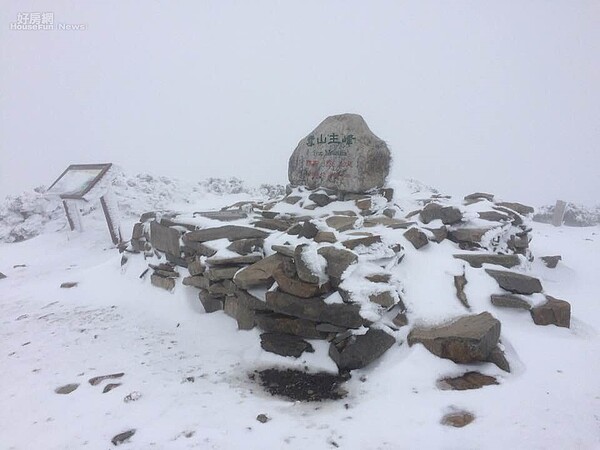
left=1, top=188, right=599, bottom=449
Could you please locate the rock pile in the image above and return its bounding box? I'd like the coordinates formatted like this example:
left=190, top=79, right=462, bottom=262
left=123, top=114, right=573, bottom=390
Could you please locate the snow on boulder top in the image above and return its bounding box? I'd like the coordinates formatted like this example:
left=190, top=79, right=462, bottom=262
left=288, top=113, right=391, bottom=193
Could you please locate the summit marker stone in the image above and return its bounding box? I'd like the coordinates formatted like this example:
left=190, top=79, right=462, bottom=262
left=288, top=113, right=391, bottom=193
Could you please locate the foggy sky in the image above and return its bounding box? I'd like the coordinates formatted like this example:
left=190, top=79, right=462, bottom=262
left=1, top=1, right=598, bottom=206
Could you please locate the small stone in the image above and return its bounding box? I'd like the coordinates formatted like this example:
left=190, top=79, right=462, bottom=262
left=437, top=372, right=498, bottom=391
left=478, top=211, right=511, bottom=222
left=383, top=208, right=396, bottom=218
left=309, top=193, right=334, bottom=207
left=487, top=346, right=511, bottom=372
left=151, top=273, right=176, bottom=291
left=273, top=268, right=330, bottom=298
left=224, top=297, right=255, bottom=330
left=425, top=226, right=447, bottom=243
left=299, top=221, right=319, bottom=239
left=256, top=414, right=270, bottom=423
left=317, top=246, right=358, bottom=287
left=447, top=227, right=495, bottom=247
left=369, top=291, right=396, bottom=308
left=342, top=235, right=382, bottom=250
left=365, top=273, right=391, bottom=283
left=420, top=203, right=462, bottom=225
left=206, top=267, right=241, bottom=281
left=453, top=254, right=520, bottom=269
left=187, top=260, right=205, bottom=276
left=403, top=228, right=429, bottom=249
left=55, top=383, right=79, bottom=394
left=454, top=274, right=469, bottom=309
left=233, top=254, right=289, bottom=289
left=60, top=282, right=78, bottom=289
left=355, top=198, right=372, bottom=211
left=464, top=192, right=494, bottom=202
left=198, top=290, right=223, bottom=313
left=496, top=202, right=534, bottom=216
left=283, top=195, right=302, bottom=205
left=314, top=231, right=337, bottom=243
left=286, top=223, right=303, bottom=235
left=226, top=238, right=265, bottom=255
left=441, top=411, right=475, bottom=428
left=123, top=391, right=142, bottom=403
left=111, top=429, right=136, bottom=446
left=392, top=312, right=408, bottom=328
left=182, top=275, right=210, bottom=289
left=253, top=218, right=292, bottom=231
left=541, top=255, right=562, bottom=269
left=329, top=329, right=396, bottom=370
left=103, top=383, right=122, bottom=393
left=0, top=272, right=6, bottom=280
left=531, top=295, right=571, bottom=328
left=89, top=373, right=125, bottom=386
left=294, top=244, right=321, bottom=284
left=206, top=254, right=262, bottom=266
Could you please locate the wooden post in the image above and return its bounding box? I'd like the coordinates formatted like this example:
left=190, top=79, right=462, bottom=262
left=62, top=200, right=83, bottom=232
left=552, top=200, right=567, bottom=227
left=62, top=200, right=75, bottom=231
left=100, top=195, right=121, bottom=245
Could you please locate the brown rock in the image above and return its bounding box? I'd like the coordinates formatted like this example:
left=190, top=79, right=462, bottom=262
left=437, top=371, right=498, bottom=390
left=531, top=295, right=571, bottom=328
left=407, top=312, right=501, bottom=363
left=185, top=225, right=269, bottom=243
left=233, top=254, right=289, bottom=289
left=496, top=202, right=534, bottom=215
left=273, top=268, right=331, bottom=298
left=314, top=231, right=337, bottom=243
left=454, top=274, right=470, bottom=309
left=254, top=312, right=327, bottom=339
left=226, top=238, right=265, bottom=255
left=441, top=411, right=475, bottom=428
left=198, top=290, right=223, bottom=313
left=151, top=273, right=175, bottom=291
left=485, top=269, right=543, bottom=295
left=55, top=383, right=79, bottom=394
left=454, top=254, right=520, bottom=269
left=317, top=246, right=358, bottom=287
left=491, top=294, right=531, bottom=310
left=342, top=235, right=382, bottom=250
left=329, top=329, right=396, bottom=370
left=326, top=216, right=358, bottom=232
left=403, top=227, right=429, bottom=249
left=150, top=221, right=181, bottom=256
left=224, top=296, right=255, bottom=330
left=541, top=255, right=562, bottom=268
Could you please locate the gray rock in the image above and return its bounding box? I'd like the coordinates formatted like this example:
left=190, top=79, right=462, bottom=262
left=150, top=221, right=181, bottom=256
left=485, top=269, right=543, bottom=295
left=233, top=254, right=289, bottom=289
left=464, top=192, right=494, bottom=202
left=383, top=207, right=396, bottom=218
left=492, top=206, right=523, bottom=226
left=226, top=238, right=264, bottom=255
left=487, top=346, right=511, bottom=372
left=294, top=244, right=321, bottom=284
left=317, top=246, right=358, bottom=287
left=325, top=215, right=357, bottom=232
left=453, top=253, right=520, bottom=269
left=89, top=372, right=125, bottom=386
left=447, top=227, right=494, bottom=246
left=392, top=312, right=409, bottom=328
left=55, top=383, right=79, bottom=394
left=260, top=332, right=315, bottom=358
left=369, top=291, right=396, bottom=308
left=111, top=430, right=136, bottom=446
left=151, top=273, right=175, bottom=291
left=185, top=225, right=269, bottom=243
left=266, top=290, right=364, bottom=329
left=329, top=329, right=396, bottom=370
left=132, top=222, right=145, bottom=240
left=208, top=280, right=236, bottom=296
left=342, top=235, right=382, bottom=250
left=407, top=312, right=501, bottom=363
left=298, top=220, right=319, bottom=239
left=454, top=274, right=470, bottom=309
left=254, top=312, right=327, bottom=339
left=491, top=294, right=531, bottom=310
left=182, top=275, right=210, bottom=289
left=60, top=282, right=78, bottom=288
left=283, top=195, right=302, bottom=205
left=477, top=211, right=511, bottom=222
left=403, top=228, right=429, bottom=249
left=365, top=273, right=391, bottom=283
left=355, top=197, right=372, bottom=211
left=224, top=296, right=255, bottom=330
left=425, top=226, right=448, bottom=243
left=314, top=231, right=337, bottom=243
left=206, top=254, right=263, bottom=266
left=231, top=288, right=271, bottom=311
left=0, top=272, right=6, bottom=280
left=198, top=290, right=223, bottom=313
left=206, top=266, right=240, bottom=281
left=273, top=268, right=331, bottom=298
left=531, top=295, right=571, bottom=328
left=252, top=218, right=292, bottom=231
left=496, top=202, right=534, bottom=216
left=541, top=255, right=561, bottom=268
left=308, top=192, right=334, bottom=207
left=256, top=414, right=270, bottom=423
left=288, top=113, right=391, bottom=193
left=364, top=217, right=414, bottom=229
left=187, top=259, right=205, bottom=276
left=420, top=203, right=463, bottom=225
left=181, top=237, right=218, bottom=257
left=271, top=244, right=296, bottom=257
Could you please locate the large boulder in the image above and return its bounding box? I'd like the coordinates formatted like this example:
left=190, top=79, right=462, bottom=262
left=407, top=312, right=501, bottom=363
left=288, top=113, right=391, bottom=193
left=329, top=329, right=396, bottom=370
left=485, top=269, right=543, bottom=295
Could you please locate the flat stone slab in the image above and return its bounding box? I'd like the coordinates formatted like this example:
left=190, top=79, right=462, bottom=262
left=408, top=312, right=501, bottom=363
left=150, top=221, right=181, bottom=256
left=329, top=329, right=396, bottom=370
left=206, top=254, right=263, bottom=266
left=342, top=235, right=382, bottom=250
left=266, top=290, right=364, bottom=329
left=185, top=225, right=269, bottom=243
left=496, top=201, right=534, bottom=215
left=260, top=332, right=315, bottom=358
left=485, top=269, right=543, bottom=295
left=254, top=312, right=327, bottom=339
left=437, top=371, right=499, bottom=391
left=233, top=254, right=289, bottom=289
left=272, top=269, right=331, bottom=299
left=448, top=227, right=495, bottom=245
left=194, top=211, right=248, bottom=221
left=288, top=113, right=391, bottom=193
left=226, top=238, right=264, bottom=255
left=491, top=294, right=531, bottom=310
left=326, top=215, right=358, bottom=232
left=453, top=254, right=520, bottom=269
